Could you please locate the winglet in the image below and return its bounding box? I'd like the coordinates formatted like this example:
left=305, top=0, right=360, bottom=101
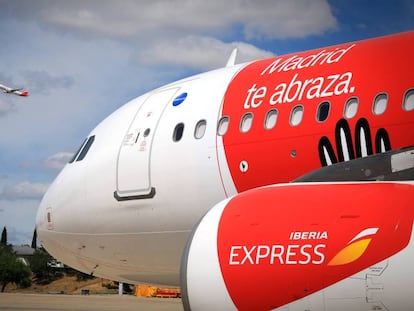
left=225, top=48, right=238, bottom=67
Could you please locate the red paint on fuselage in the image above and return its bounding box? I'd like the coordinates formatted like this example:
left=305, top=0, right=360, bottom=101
left=221, top=32, right=414, bottom=192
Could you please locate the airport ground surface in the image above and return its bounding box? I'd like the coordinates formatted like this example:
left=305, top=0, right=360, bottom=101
left=0, top=293, right=184, bottom=311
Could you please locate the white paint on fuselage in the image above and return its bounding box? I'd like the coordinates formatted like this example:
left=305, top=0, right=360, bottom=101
left=36, top=64, right=247, bottom=285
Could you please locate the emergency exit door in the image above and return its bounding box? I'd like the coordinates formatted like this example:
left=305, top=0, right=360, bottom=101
left=115, top=88, right=179, bottom=200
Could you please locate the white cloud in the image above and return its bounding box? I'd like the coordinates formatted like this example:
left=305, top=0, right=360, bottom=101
left=1, top=224, right=34, bottom=245
left=0, top=199, right=40, bottom=245
left=44, top=152, right=73, bottom=170
left=137, top=36, right=275, bottom=70
left=22, top=70, right=74, bottom=95
left=3, top=0, right=337, bottom=40
left=0, top=1, right=337, bottom=75
left=0, top=97, right=15, bottom=116
left=239, top=1, right=338, bottom=39
left=0, top=73, right=14, bottom=86
left=1, top=182, right=50, bottom=201
left=1, top=226, right=33, bottom=246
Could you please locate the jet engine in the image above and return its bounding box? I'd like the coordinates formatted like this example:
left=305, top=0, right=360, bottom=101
left=181, top=182, right=414, bottom=311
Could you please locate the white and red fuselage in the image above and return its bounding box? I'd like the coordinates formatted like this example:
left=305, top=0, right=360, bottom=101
left=0, top=84, right=29, bottom=96
left=36, top=32, right=414, bottom=310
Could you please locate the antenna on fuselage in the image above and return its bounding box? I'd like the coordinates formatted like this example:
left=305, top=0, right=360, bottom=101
left=225, top=48, right=238, bottom=67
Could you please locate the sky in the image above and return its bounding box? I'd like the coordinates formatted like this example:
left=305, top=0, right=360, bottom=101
left=0, top=0, right=413, bottom=245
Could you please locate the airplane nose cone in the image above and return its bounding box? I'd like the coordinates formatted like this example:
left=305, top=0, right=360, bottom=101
left=35, top=165, right=75, bottom=244
left=35, top=201, right=45, bottom=231
left=36, top=186, right=54, bottom=239
left=35, top=161, right=87, bottom=251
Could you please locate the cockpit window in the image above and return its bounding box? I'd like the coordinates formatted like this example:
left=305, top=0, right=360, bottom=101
left=69, top=138, right=87, bottom=163
left=76, top=135, right=95, bottom=162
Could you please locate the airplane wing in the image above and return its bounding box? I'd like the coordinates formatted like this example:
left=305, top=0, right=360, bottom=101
left=294, top=146, right=414, bottom=183
left=0, top=83, right=29, bottom=96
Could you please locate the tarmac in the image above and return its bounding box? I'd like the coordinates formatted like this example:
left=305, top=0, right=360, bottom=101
left=0, top=293, right=184, bottom=311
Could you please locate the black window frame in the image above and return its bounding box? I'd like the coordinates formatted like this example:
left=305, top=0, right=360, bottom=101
left=76, top=135, right=95, bottom=161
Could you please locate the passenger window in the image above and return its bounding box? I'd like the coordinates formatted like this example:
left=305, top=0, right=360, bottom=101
left=264, top=109, right=278, bottom=130
left=240, top=112, right=253, bottom=133
left=344, top=97, right=358, bottom=119
left=373, top=93, right=388, bottom=115
left=290, top=105, right=304, bottom=126
left=76, top=135, right=95, bottom=161
left=194, top=120, right=207, bottom=139
left=173, top=123, right=184, bottom=142
left=217, top=116, right=230, bottom=136
left=403, top=89, right=414, bottom=111
left=69, top=138, right=87, bottom=163
left=317, top=101, right=330, bottom=122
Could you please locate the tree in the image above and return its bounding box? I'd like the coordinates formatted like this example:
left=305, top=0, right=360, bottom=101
left=1, top=227, right=7, bottom=245
left=29, top=247, right=55, bottom=284
left=0, top=244, right=31, bottom=292
left=31, top=229, right=37, bottom=249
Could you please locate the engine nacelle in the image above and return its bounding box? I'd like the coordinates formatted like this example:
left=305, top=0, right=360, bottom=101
left=181, top=182, right=414, bottom=311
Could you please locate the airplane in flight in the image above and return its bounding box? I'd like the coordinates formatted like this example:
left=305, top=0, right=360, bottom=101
left=36, top=31, right=414, bottom=310
left=0, top=83, right=29, bottom=96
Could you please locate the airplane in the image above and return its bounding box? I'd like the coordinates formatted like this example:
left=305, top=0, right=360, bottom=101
left=0, top=83, right=29, bottom=96
left=36, top=31, right=414, bottom=310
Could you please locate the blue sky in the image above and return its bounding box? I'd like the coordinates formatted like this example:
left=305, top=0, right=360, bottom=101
left=0, top=0, right=413, bottom=245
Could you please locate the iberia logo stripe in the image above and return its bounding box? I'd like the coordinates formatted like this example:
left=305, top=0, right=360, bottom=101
left=328, top=227, right=378, bottom=266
